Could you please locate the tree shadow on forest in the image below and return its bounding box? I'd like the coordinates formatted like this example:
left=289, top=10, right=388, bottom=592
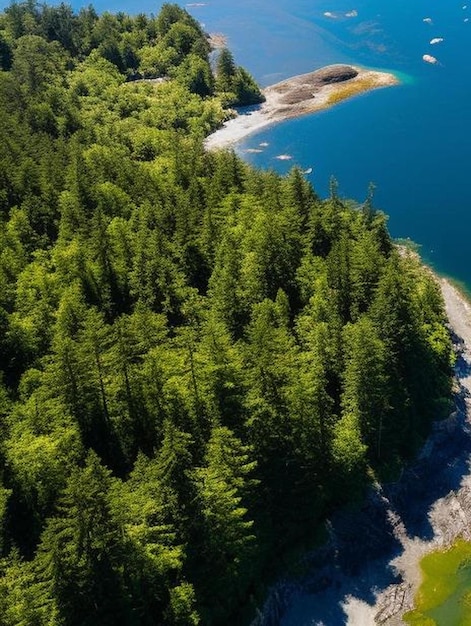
left=257, top=331, right=471, bottom=625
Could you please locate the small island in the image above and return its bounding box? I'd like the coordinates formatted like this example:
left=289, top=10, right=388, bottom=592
left=205, top=64, right=399, bottom=149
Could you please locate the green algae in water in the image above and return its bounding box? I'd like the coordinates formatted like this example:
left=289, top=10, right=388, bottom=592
left=404, top=540, right=471, bottom=625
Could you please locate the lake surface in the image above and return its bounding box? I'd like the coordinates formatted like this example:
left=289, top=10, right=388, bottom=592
left=1, top=0, right=470, bottom=288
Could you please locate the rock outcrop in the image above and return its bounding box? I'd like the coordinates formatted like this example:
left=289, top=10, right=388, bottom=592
left=271, top=65, right=359, bottom=106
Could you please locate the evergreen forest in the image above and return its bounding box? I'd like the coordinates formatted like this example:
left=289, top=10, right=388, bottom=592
left=0, top=2, right=454, bottom=624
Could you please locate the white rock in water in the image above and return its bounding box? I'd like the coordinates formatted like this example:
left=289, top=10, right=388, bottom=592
left=275, top=154, right=293, bottom=161
left=423, top=54, right=438, bottom=64
left=423, top=17, right=433, bottom=24
left=430, top=37, right=444, bottom=44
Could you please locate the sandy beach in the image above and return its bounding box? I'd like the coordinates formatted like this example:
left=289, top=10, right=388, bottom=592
left=205, top=64, right=399, bottom=150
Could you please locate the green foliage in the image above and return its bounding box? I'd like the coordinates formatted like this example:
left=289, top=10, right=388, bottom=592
left=173, top=53, right=214, bottom=97
left=0, top=2, right=454, bottom=625
left=341, top=316, right=388, bottom=460
left=215, top=47, right=236, bottom=92
left=215, top=47, right=264, bottom=106
left=167, top=582, right=200, bottom=625
left=11, top=34, right=69, bottom=95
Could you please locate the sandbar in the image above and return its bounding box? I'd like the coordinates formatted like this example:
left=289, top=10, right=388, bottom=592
left=205, top=64, right=399, bottom=150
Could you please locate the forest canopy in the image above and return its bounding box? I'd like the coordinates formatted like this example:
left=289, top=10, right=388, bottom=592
left=0, top=2, right=453, bottom=625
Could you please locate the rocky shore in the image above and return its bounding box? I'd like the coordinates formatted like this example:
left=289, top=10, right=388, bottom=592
left=250, top=278, right=471, bottom=625
left=205, top=64, right=399, bottom=150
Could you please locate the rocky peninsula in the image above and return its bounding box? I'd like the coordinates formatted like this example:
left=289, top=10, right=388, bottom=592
left=205, top=64, right=399, bottom=150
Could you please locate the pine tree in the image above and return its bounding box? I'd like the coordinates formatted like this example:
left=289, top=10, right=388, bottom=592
left=35, top=452, right=131, bottom=625
left=191, top=427, right=256, bottom=621
left=341, top=316, right=389, bottom=460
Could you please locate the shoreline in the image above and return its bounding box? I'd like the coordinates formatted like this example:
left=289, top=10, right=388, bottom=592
left=372, top=276, right=471, bottom=626
left=383, top=277, right=471, bottom=617
left=205, top=64, right=399, bottom=150
left=252, top=270, right=471, bottom=626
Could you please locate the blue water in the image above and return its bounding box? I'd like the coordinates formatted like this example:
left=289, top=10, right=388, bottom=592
left=235, top=0, right=471, bottom=288
left=2, top=0, right=467, bottom=288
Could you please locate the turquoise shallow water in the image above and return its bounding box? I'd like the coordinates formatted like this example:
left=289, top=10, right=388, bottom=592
left=1, top=0, right=470, bottom=286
